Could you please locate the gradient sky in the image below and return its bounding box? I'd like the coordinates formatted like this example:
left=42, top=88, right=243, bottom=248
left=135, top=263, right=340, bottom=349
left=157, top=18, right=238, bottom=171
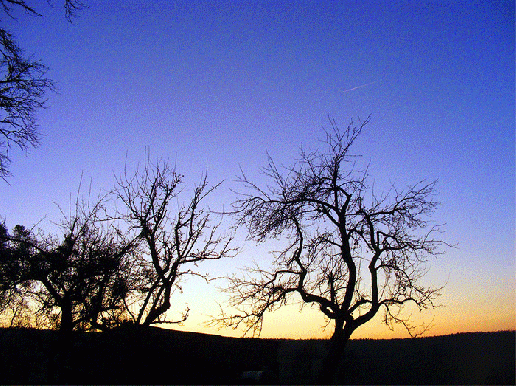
left=1, top=0, right=514, bottom=339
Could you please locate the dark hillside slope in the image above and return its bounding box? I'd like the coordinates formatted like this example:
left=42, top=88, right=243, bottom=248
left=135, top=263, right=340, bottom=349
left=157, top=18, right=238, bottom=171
left=0, top=325, right=280, bottom=384
left=0, top=327, right=513, bottom=384
left=340, top=331, right=515, bottom=385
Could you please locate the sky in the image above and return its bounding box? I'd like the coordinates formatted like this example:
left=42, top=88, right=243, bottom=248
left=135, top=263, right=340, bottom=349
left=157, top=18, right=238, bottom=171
left=0, top=0, right=514, bottom=339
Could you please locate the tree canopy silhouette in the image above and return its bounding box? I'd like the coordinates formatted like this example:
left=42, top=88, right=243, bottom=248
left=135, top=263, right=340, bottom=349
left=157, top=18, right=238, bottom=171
left=0, top=198, right=135, bottom=332
left=218, top=117, right=445, bottom=383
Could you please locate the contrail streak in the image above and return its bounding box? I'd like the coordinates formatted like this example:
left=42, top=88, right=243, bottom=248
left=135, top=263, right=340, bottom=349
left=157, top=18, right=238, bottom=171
left=341, top=81, right=376, bottom=93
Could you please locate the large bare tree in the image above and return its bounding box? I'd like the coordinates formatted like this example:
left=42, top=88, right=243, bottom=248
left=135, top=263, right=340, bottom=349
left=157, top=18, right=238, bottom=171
left=115, top=160, right=235, bottom=326
left=220, top=117, right=445, bottom=383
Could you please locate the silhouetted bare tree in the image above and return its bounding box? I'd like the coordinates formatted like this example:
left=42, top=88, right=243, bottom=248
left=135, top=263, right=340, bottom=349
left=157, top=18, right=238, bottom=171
left=0, top=0, right=85, bottom=179
left=0, top=28, right=50, bottom=178
left=219, top=117, right=445, bottom=383
left=115, top=160, right=235, bottom=326
left=0, top=198, right=135, bottom=332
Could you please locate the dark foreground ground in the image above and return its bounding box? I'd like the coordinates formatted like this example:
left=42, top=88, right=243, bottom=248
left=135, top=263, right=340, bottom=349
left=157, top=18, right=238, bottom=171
left=0, top=326, right=514, bottom=384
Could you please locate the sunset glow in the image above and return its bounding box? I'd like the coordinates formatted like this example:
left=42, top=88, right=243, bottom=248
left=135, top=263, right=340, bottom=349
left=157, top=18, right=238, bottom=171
left=1, top=0, right=513, bottom=340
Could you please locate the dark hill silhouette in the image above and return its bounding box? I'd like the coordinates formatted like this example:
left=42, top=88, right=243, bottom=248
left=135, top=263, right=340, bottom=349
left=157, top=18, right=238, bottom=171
left=0, top=325, right=513, bottom=384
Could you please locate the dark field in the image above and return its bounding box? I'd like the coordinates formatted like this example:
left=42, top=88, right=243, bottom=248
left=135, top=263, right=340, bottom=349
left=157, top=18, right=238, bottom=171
left=0, top=326, right=513, bottom=384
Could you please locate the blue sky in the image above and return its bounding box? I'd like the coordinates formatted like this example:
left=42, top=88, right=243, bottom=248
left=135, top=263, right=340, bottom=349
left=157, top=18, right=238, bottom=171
left=0, top=0, right=514, bottom=338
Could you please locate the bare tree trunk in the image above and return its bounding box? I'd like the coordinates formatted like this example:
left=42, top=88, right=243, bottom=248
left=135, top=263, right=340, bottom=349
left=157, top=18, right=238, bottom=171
left=60, top=294, right=74, bottom=333
left=142, top=296, right=170, bottom=326
left=142, top=277, right=173, bottom=326
left=319, top=320, right=352, bottom=384
left=56, top=294, right=74, bottom=383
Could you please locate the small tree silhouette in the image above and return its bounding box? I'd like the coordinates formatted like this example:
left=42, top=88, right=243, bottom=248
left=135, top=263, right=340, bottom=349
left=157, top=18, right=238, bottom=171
left=0, top=198, right=135, bottom=332
left=115, top=159, right=235, bottom=326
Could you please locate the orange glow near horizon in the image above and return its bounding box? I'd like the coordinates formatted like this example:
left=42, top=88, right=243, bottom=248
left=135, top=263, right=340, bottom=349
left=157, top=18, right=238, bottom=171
left=173, top=304, right=516, bottom=341
left=172, top=293, right=516, bottom=340
left=167, top=261, right=516, bottom=340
